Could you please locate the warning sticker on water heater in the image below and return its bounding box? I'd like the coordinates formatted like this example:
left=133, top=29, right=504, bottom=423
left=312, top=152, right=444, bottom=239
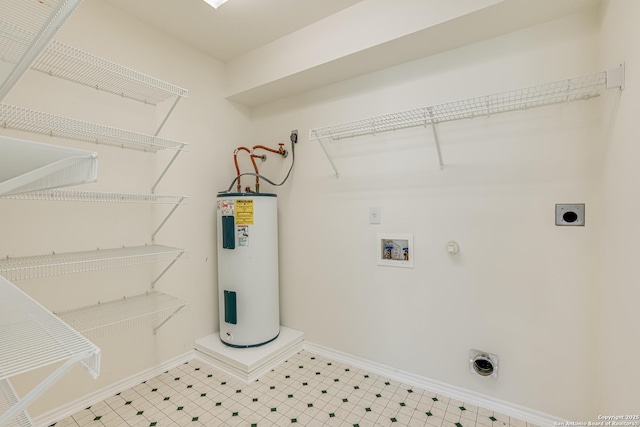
left=218, top=199, right=234, bottom=215
left=237, top=225, right=249, bottom=247
left=235, top=199, right=254, bottom=224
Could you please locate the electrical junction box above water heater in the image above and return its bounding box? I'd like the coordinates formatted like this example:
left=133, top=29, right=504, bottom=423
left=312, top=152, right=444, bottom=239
left=216, top=193, right=280, bottom=348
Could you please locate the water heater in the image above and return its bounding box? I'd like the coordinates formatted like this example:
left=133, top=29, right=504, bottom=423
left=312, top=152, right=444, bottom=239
left=216, top=193, right=280, bottom=347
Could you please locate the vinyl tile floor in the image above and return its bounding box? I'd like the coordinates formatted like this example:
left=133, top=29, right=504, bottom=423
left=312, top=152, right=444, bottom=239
left=51, top=350, right=538, bottom=427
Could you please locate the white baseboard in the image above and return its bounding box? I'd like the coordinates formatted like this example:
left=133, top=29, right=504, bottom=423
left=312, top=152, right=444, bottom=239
left=32, top=351, right=194, bottom=427
left=33, top=342, right=563, bottom=427
left=304, top=342, right=563, bottom=427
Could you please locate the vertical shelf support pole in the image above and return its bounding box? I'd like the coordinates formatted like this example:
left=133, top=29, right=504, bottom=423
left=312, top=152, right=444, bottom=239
left=153, top=305, right=187, bottom=335
left=427, top=109, right=445, bottom=170
left=151, top=252, right=185, bottom=289
left=318, top=138, right=340, bottom=178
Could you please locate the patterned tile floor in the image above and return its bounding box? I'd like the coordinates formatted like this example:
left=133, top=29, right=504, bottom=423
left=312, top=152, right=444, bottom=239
left=51, top=351, right=538, bottom=427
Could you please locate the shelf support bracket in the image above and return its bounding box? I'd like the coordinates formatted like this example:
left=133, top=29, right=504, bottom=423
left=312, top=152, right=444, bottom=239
left=155, top=97, right=181, bottom=137
left=318, top=137, right=340, bottom=178
left=427, top=110, right=445, bottom=170
left=0, top=356, right=81, bottom=427
left=151, top=146, right=185, bottom=193
left=151, top=251, right=185, bottom=289
left=151, top=197, right=186, bottom=241
left=153, top=305, right=187, bottom=335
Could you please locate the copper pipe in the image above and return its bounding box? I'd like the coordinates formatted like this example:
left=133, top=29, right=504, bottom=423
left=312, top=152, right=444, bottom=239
left=233, top=147, right=259, bottom=192
left=252, top=143, right=287, bottom=157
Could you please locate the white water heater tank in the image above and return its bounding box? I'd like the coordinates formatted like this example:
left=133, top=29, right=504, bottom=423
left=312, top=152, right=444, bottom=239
left=216, top=193, right=280, bottom=347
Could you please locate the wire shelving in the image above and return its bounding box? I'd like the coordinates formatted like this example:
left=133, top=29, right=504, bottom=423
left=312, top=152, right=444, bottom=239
left=56, top=291, right=188, bottom=338
left=0, top=245, right=187, bottom=282
left=0, top=189, right=186, bottom=204
left=0, top=0, right=84, bottom=102
left=32, top=40, right=189, bottom=105
left=309, top=66, right=625, bottom=177
left=0, top=378, right=31, bottom=427
left=0, top=103, right=188, bottom=153
left=0, top=135, right=98, bottom=196
left=0, top=275, right=100, bottom=427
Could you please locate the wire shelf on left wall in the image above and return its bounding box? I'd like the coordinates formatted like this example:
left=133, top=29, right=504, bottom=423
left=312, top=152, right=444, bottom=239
left=0, top=245, right=187, bottom=282
left=56, top=291, right=188, bottom=338
left=0, top=275, right=100, bottom=427
left=0, top=103, right=188, bottom=153
left=0, top=189, right=187, bottom=204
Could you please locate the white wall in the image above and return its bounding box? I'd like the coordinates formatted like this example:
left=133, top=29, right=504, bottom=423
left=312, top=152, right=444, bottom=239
left=3, top=0, right=637, bottom=422
left=596, top=0, right=640, bottom=414
left=250, top=9, right=604, bottom=420
left=0, top=0, right=247, bottom=416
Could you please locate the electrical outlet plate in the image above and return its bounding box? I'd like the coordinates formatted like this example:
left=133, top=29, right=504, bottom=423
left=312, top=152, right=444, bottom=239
left=369, top=206, right=381, bottom=224
left=555, top=204, right=585, bottom=226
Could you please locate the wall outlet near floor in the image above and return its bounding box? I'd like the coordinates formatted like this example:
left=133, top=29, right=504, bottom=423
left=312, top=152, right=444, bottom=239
left=555, top=203, right=585, bottom=226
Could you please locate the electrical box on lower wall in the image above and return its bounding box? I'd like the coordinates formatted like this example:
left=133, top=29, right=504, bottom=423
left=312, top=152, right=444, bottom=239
left=377, top=234, right=413, bottom=268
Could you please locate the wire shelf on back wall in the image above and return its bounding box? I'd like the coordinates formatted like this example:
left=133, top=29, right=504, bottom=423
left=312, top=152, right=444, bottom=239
left=0, top=245, right=187, bottom=282
left=0, top=103, right=188, bottom=152
left=56, top=291, right=188, bottom=338
left=309, top=66, right=625, bottom=177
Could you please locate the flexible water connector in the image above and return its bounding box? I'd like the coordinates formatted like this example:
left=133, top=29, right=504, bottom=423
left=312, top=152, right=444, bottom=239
left=250, top=143, right=288, bottom=191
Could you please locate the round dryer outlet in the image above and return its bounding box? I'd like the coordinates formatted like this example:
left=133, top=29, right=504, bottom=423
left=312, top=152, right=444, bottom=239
left=469, top=349, right=499, bottom=379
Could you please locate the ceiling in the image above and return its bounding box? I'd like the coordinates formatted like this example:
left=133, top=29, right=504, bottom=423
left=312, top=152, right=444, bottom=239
left=103, top=0, right=364, bottom=63
left=101, top=0, right=601, bottom=107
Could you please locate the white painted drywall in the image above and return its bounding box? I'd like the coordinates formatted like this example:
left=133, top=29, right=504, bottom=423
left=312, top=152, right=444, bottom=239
left=3, top=0, right=637, bottom=422
left=249, top=9, right=605, bottom=420
left=596, top=0, right=640, bottom=414
left=0, top=0, right=246, bottom=416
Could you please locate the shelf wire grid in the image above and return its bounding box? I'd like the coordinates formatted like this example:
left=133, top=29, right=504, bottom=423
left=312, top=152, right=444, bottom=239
left=0, top=245, right=187, bottom=281
left=0, top=103, right=187, bottom=152
left=0, top=189, right=187, bottom=204
left=0, top=19, right=32, bottom=65
left=56, top=291, right=188, bottom=338
left=0, top=0, right=83, bottom=103
left=309, top=71, right=608, bottom=141
left=32, top=40, right=188, bottom=104
left=0, top=378, right=31, bottom=427
left=0, top=275, right=100, bottom=381
left=2, top=0, right=67, bottom=35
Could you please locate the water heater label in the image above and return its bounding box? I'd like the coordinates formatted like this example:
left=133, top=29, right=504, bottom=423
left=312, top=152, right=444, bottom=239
left=237, top=225, right=249, bottom=246
left=235, top=199, right=254, bottom=225
left=218, top=199, right=234, bottom=215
